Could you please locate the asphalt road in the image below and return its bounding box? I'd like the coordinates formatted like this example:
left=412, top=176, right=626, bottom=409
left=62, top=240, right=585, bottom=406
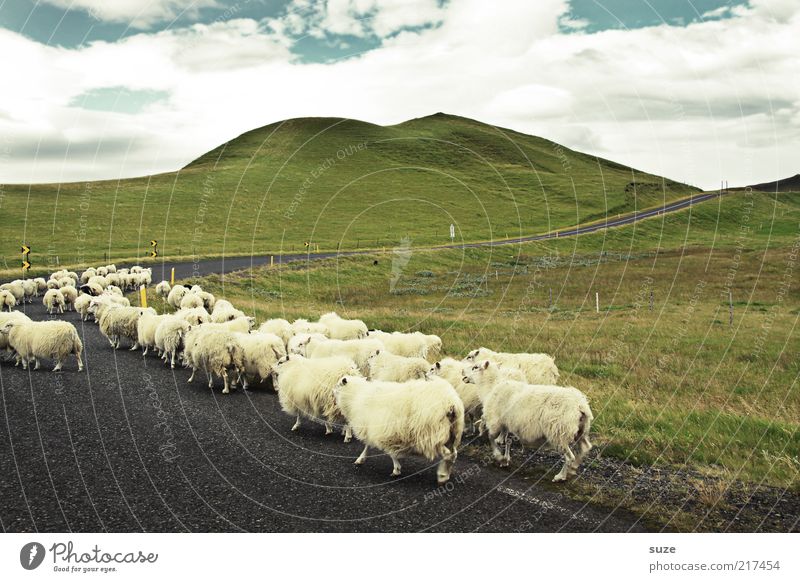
left=0, top=302, right=650, bottom=532
left=154, top=191, right=724, bottom=282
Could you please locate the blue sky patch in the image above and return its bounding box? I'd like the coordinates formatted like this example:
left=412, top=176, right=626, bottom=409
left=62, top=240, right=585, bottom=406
left=69, top=87, right=170, bottom=114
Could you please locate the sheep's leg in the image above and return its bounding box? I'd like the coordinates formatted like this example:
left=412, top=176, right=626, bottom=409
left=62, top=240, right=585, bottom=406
left=75, top=350, right=83, bottom=372
left=129, top=341, right=139, bottom=351
left=221, top=369, right=230, bottom=394
left=324, top=422, right=333, bottom=435
left=354, top=445, right=369, bottom=465
left=53, top=359, right=63, bottom=372
left=570, top=435, right=592, bottom=475
left=343, top=425, right=352, bottom=443
left=553, top=447, right=576, bottom=482
left=436, top=446, right=458, bottom=485
left=503, top=434, right=512, bottom=465
left=489, top=428, right=508, bottom=466
left=188, top=367, right=196, bottom=382
left=389, top=455, right=402, bottom=477
left=291, top=415, right=301, bottom=431
left=170, top=350, right=176, bottom=369
left=33, top=358, right=40, bottom=370
left=142, top=345, right=148, bottom=356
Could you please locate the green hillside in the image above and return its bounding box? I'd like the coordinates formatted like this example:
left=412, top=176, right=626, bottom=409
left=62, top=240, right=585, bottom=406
left=0, top=113, right=699, bottom=269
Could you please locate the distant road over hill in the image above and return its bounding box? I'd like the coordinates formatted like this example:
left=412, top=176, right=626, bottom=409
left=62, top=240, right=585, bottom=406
left=748, top=173, right=800, bottom=192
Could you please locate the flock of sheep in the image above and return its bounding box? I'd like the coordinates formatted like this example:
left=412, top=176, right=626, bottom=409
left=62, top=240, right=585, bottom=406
left=0, top=264, right=594, bottom=485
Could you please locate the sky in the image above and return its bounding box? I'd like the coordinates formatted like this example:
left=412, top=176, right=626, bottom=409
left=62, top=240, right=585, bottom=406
left=0, top=0, right=797, bottom=189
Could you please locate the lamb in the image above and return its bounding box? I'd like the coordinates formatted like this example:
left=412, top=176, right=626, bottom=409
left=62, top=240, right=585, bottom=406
left=368, top=330, right=442, bottom=361
left=0, top=290, right=15, bottom=312
left=273, top=354, right=359, bottom=436
left=96, top=266, right=109, bottom=277
left=0, top=319, right=83, bottom=372
left=105, top=285, right=123, bottom=296
left=80, top=281, right=104, bottom=296
left=292, top=335, right=383, bottom=375
left=335, top=375, right=464, bottom=484
left=183, top=329, right=245, bottom=394
left=211, top=299, right=234, bottom=313
left=318, top=312, right=368, bottom=340
left=287, top=332, right=327, bottom=356
left=80, top=269, right=96, bottom=284
left=167, top=285, right=189, bottom=309
left=46, top=278, right=62, bottom=290
left=104, top=272, right=121, bottom=288
left=180, top=292, right=205, bottom=310
left=366, top=350, right=430, bottom=382
left=234, top=331, right=287, bottom=388
left=87, top=295, right=129, bottom=322
left=462, top=360, right=593, bottom=482
left=99, top=306, right=154, bottom=350
left=0, top=282, right=24, bottom=305
left=198, top=317, right=254, bottom=334
left=105, top=264, right=117, bottom=274
left=154, top=316, right=191, bottom=368
left=60, top=285, right=78, bottom=311
left=43, top=288, right=66, bottom=314
left=34, top=278, right=47, bottom=295
left=196, top=291, right=215, bottom=311
left=87, top=275, right=107, bottom=289
left=155, top=281, right=171, bottom=299
left=428, top=358, right=483, bottom=434
left=258, top=318, right=293, bottom=347
left=464, top=347, right=559, bottom=385
left=74, top=293, right=93, bottom=321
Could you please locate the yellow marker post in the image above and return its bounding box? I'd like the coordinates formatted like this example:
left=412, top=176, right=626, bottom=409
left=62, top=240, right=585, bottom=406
left=139, top=285, right=148, bottom=308
left=170, top=267, right=175, bottom=286
left=270, top=255, right=274, bottom=267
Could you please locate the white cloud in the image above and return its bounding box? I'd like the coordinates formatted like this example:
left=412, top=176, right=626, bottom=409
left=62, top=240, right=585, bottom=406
left=40, top=0, right=220, bottom=29
left=0, top=0, right=798, bottom=188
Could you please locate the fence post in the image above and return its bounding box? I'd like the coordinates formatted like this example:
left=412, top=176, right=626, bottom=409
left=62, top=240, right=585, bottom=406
left=595, top=292, right=599, bottom=313
left=649, top=288, right=654, bottom=312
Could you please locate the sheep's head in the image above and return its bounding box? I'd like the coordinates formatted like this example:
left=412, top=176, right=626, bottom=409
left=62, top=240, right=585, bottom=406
left=462, top=360, right=491, bottom=384
left=0, top=321, right=16, bottom=335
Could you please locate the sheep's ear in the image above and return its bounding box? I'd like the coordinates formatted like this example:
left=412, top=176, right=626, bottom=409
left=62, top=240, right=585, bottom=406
left=483, top=360, right=490, bottom=369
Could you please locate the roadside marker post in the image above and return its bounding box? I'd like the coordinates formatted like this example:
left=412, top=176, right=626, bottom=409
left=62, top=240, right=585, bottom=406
left=596, top=292, right=599, bottom=313
left=140, top=285, right=148, bottom=308
left=170, top=267, right=175, bottom=286
left=450, top=223, right=455, bottom=242
left=270, top=256, right=274, bottom=267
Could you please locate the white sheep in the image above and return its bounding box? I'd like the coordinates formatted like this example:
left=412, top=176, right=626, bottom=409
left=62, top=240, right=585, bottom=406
left=0, top=311, right=31, bottom=360
left=180, top=292, right=205, bottom=310
left=366, top=349, right=430, bottom=382
left=155, top=280, right=171, bottom=299
left=96, top=266, right=109, bottom=277
left=99, top=305, right=154, bottom=350
left=174, top=307, right=211, bottom=326
left=154, top=316, right=191, bottom=368
left=46, top=278, right=62, bottom=290
left=274, top=354, right=359, bottom=436
left=137, top=312, right=172, bottom=356
left=0, top=282, right=24, bottom=305
left=234, top=331, right=286, bottom=388
left=258, top=318, right=293, bottom=347
left=199, top=317, right=254, bottom=334
left=43, top=288, right=66, bottom=314
left=462, top=360, right=593, bottom=482
left=368, top=330, right=442, bottom=361
left=292, top=335, right=383, bottom=376
left=60, top=285, right=78, bottom=311
left=428, top=357, right=483, bottom=434
left=0, top=319, right=83, bottom=372
left=105, top=285, right=123, bottom=296
left=464, top=347, right=559, bottom=385
left=21, top=279, right=37, bottom=303
left=211, top=299, right=234, bottom=313
left=80, top=269, right=95, bottom=284
left=80, top=281, right=104, bottom=296
left=0, top=290, right=16, bottom=312
left=105, top=272, right=121, bottom=288
left=167, top=285, right=189, bottom=309
left=210, top=304, right=248, bottom=323
left=290, top=318, right=329, bottom=336
left=318, top=312, right=368, bottom=340
left=87, top=275, right=107, bottom=289
left=105, top=264, right=117, bottom=274
left=183, top=328, right=245, bottom=394
left=74, top=294, right=93, bottom=321
left=196, top=291, right=215, bottom=311
left=335, top=375, right=464, bottom=484
left=33, top=277, right=47, bottom=295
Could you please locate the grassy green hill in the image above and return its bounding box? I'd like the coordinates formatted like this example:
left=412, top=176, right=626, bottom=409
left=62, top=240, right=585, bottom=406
left=0, top=113, right=699, bottom=270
